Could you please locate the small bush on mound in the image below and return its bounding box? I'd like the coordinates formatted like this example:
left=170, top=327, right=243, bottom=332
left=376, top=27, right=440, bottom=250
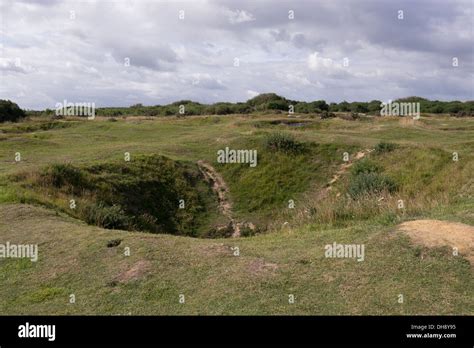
left=349, top=172, right=398, bottom=198
left=265, top=132, right=305, bottom=154
left=374, top=142, right=398, bottom=154
left=0, top=100, right=25, bottom=123
left=351, top=159, right=382, bottom=176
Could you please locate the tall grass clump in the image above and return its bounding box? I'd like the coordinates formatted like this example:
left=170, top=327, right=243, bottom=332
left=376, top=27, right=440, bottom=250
left=348, top=172, right=398, bottom=198
left=374, top=141, right=398, bottom=154
left=264, top=132, right=305, bottom=153
left=350, top=159, right=382, bottom=176
left=348, top=158, right=398, bottom=198
left=40, top=164, right=88, bottom=193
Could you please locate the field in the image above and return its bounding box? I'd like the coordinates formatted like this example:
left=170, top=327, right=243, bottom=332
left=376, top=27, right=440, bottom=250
left=0, top=113, right=473, bottom=315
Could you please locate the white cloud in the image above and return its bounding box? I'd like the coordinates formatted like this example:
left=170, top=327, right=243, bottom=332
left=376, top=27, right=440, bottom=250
left=225, top=9, right=255, bottom=24
left=246, top=90, right=259, bottom=98
left=307, top=52, right=339, bottom=71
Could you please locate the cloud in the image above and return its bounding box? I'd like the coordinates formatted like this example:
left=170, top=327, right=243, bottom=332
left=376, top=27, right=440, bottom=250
left=226, top=9, right=256, bottom=24
left=190, top=73, right=226, bottom=90
left=0, top=0, right=472, bottom=109
left=308, top=52, right=338, bottom=70
left=0, top=58, right=34, bottom=74
left=247, top=90, right=259, bottom=98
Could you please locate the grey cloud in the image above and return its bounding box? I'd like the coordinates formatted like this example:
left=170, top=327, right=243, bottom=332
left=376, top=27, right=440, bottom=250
left=0, top=0, right=472, bottom=110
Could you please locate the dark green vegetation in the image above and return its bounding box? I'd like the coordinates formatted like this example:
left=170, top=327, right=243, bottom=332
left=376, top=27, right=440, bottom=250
left=348, top=158, right=398, bottom=198
left=23, top=93, right=474, bottom=118
left=374, top=141, right=398, bottom=154
left=0, top=100, right=25, bottom=122
left=264, top=132, right=306, bottom=153
left=14, top=155, right=220, bottom=237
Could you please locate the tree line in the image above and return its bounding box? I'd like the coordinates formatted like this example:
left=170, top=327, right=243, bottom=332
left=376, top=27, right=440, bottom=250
left=1, top=93, right=473, bottom=122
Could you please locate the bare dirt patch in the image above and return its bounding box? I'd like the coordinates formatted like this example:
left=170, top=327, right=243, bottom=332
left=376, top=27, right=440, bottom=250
left=200, top=243, right=231, bottom=256
left=398, top=220, right=474, bottom=264
left=247, top=258, right=278, bottom=276
left=115, top=260, right=152, bottom=283
left=197, top=160, right=255, bottom=238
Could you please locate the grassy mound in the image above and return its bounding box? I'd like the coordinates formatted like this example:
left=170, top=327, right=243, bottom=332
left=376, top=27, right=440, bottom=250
left=216, top=134, right=354, bottom=223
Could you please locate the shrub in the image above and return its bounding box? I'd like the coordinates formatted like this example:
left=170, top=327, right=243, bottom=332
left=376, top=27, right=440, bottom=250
left=310, top=100, right=329, bottom=112
left=267, top=100, right=289, bottom=111
left=41, top=164, right=86, bottom=191
left=452, top=111, right=472, bottom=118
left=106, top=239, right=122, bottom=247
left=351, top=159, right=382, bottom=176
left=240, top=225, right=257, bottom=237
left=348, top=172, right=398, bottom=198
left=374, top=142, right=398, bottom=154
left=350, top=112, right=360, bottom=120
left=265, top=132, right=305, bottom=153
left=214, top=103, right=233, bottom=115
left=295, top=102, right=311, bottom=113
left=320, top=111, right=336, bottom=119
left=0, top=100, right=25, bottom=122
left=246, top=93, right=287, bottom=107
left=82, top=203, right=131, bottom=230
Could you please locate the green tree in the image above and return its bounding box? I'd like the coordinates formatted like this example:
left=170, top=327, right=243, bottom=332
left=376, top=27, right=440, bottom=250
left=0, top=100, right=25, bottom=122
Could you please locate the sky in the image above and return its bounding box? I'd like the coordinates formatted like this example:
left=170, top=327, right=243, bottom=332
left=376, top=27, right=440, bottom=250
left=0, top=0, right=473, bottom=109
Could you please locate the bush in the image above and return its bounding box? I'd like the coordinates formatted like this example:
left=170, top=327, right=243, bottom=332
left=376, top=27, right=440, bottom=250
left=350, top=112, right=360, bottom=120
left=374, top=142, right=398, bottom=154
left=41, top=164, right=87, bottom=191
left=350, top=159, right=382, bottom=176
left=0, top=100, right=25, bottom=122
left=320, top=111, right=336, bottom=119
left=265, top=132, right=305, bottom=153
left=310, top=100, right=329, bottom=112
left=214, top=103, right=233, bottom=115
left=240, top=224, right=258, bottom=237
left=267, top=100, right=289, bottom=111
left=83, top=203, right=131, bottom=230
left=106, top=239, right=122, bottom=247
left=246, top=93, right=287, bottom=107
left=348, top=172, right=398, bottom=198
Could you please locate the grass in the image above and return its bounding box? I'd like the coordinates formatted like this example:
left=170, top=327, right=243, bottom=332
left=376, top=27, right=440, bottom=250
left=0, top=113, right=472, bottom=314
left=0, top=203, right=471, bottom=315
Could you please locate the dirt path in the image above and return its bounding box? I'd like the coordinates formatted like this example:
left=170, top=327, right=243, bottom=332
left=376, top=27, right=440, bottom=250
left=318, top=149, right=373, bottom=199
left=197, top=160, right=233, bottom=218
left=197, top=160, right=251, bottom=237
left=398, top=219, right=474, bottom=265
